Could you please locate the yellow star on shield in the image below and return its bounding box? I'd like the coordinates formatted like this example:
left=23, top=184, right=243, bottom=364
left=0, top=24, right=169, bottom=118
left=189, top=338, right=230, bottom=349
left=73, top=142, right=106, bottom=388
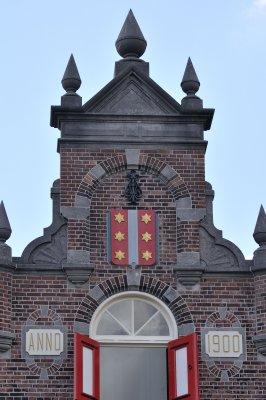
left=142, top=232, right=152, bottom=242
left=115, top=250, right=125, bottom=261
left=115, top=231, right=125, bottom=241
left=141, top=213, right=152, bottom=224
left=115, top=212, right=125, bottom=223
left=142, top=250, right=152, bottom=261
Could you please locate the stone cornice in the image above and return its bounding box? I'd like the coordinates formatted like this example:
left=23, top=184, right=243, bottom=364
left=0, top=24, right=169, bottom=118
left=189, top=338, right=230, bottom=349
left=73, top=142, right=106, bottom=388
left=51, top=110, right=214, bottom=129
left=253, top=334, right=266, bottom=356
left=14, top=263, right=64, bottom=275
left=57, top=138, right=208, bottom=152
left=0, top=263, right=16, bottom=273
left=0, top=330, right=15, bottom=353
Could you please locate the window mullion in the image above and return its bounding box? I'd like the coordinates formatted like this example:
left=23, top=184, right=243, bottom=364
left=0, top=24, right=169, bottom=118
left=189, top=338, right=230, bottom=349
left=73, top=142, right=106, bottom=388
left=134, top=310, right=159, bottom=336
left=106, top=310, right=131, bottom=335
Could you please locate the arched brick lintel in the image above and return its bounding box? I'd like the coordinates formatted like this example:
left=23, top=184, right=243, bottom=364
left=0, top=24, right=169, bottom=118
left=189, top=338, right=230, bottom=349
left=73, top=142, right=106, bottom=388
left=75, top=153, right=190, bottom=204
left=73, top=274, right=195, bottom=337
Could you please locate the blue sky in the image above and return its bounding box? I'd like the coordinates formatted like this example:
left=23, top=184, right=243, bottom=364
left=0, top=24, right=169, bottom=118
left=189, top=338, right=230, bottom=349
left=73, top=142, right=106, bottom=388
left=1, top=0, right=266, bottom=258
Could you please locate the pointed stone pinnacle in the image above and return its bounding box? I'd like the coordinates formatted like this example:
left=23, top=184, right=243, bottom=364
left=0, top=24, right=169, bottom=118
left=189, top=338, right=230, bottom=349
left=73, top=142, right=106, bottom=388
left=181, top=57, right=200, bottom=95
left=0, top=201, right=12, bottom=242
left=61, top=54, right=81, bottom=93
left=253, top=205, right=266, bottom=246
left=115, top=9, right=147, bottom=59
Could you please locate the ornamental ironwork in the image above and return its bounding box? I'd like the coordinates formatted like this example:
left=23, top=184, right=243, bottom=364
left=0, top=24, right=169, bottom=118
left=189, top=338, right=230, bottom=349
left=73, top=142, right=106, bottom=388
left=123, top=170, right=142, bottom=205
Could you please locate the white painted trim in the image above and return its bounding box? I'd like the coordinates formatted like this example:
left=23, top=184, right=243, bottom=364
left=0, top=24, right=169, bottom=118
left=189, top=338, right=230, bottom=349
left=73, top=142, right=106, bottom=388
left=90, top=291, right=178, bottom=343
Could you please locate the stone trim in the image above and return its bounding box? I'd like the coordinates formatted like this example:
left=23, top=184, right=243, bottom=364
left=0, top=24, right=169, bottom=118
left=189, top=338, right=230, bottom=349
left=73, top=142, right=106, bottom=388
left=174, top=252, right=204, bottom=288
left=14, top=264, right=64, bottom=274
left=200, top=181, right=247, bottom=272
left=176, top=208, right=206, bottom=221
left=76, top=153, right=190, bottom=203
left=176, top=197, right=192, bottom=209
left=61, top=206, right=90, bottom=220
left=125, top=148, right=140, bottom=169
left=178, top=323, right=195, bottom=336
left=62, top=249, right=94, bottom=285
left=0, top=263, right=16, bottom=273
left=90, top=164, right=106, bottom=180
left=74, top=273, right=194, bottom=335
left=176, top=251, right=201, bottom=266
left=58, top=139, right=208, bottom=151
left=21, top=180, right=67, bottom=265
left=66, top=250, right=90, bottom=264
left=252, top=246, right=266, bottom=275
left=126, top=268, right=142, bottom=290
left=174, top=265, right=205, bottom=288
left=0, top=330, right=15, bottom=353
left=63, top=263, right=94, bottom=285
left=202, top=306, right=245, bottom=381
left=75, top=195, right=91, bottom=208
left=21, top=325, right=67, bottom=360
left=160, top=164, right=177, bottom=181
left=253, top=334, right=266, bottom=356
left=22, top=307, right=66, bottom=379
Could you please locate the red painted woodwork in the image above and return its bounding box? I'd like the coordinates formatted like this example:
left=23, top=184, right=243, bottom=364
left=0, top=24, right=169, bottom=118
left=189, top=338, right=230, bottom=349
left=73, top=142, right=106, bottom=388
left=138, top=209, right=156, bottom=266
left=110, top=209, right=129, bottom=265
left=168, top=333, right=200, bottom=400
left=74, top=334, right=100, bottom=400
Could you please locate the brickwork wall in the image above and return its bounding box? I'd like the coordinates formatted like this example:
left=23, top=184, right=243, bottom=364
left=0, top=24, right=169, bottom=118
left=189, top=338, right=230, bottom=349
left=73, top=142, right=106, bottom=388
left=0, top=273, right=264, bottom=399
left=1, top=145, right=264, bottom=399
left=0, top=275, right=81, bottom=400
left=60, top=149, right=205, bottom=207
left=61, top=147, right=205, bottom=255
left=185, top=278, right=261, bottom=400
left=139, top=150, right=206, bottom=208
left=0, top=272, right=13, bottom=330
left=254, top=275, right=266, bottom=334
left=67, top=219, right=89, bottom=251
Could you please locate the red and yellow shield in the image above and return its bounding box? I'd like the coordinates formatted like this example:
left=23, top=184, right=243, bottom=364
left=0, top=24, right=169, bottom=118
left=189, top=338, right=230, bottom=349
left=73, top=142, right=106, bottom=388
left=108, top=209, right=157, bottom=266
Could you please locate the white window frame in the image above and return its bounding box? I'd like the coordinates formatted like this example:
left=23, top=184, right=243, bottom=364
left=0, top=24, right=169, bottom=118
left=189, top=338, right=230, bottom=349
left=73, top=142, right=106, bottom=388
left=90, top=291, right=178, bottom=344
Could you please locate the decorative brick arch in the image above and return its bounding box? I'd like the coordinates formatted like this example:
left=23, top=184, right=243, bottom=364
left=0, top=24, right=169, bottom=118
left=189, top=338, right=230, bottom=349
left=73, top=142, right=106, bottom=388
left=64, top=150, right=202, bottom=263
left=75, top=153, right=190, bottom=203
left=73, top=274, right=195, bottom=337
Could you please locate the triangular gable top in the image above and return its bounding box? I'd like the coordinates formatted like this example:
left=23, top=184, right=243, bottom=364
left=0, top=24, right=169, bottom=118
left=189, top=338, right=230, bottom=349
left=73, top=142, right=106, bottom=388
left=82, top=67, right=182, bottom=116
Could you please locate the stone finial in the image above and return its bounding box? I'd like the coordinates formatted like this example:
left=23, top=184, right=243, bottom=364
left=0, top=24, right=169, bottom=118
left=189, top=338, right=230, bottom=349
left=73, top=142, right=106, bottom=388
left=181, top=57, right=202, bottom=110
left=253, top=205, right=266, bottom=246
left=0, top=201, right=11, bottom=243
left=181, top=57, right=200, bottom=95
left=115, top=9, right=147, bottom=59
left=61, top=54, right=81, bottom=93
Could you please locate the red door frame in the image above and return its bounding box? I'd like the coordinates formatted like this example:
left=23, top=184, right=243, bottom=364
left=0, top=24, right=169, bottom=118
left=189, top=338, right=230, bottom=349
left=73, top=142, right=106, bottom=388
left=74, top=333, right=100, bottom=400
left=168, top=333, right=200, bottom=400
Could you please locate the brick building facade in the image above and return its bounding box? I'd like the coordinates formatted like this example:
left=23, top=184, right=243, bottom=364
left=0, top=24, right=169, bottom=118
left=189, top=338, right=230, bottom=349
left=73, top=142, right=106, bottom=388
left=0, top=10, right=265, bottom=400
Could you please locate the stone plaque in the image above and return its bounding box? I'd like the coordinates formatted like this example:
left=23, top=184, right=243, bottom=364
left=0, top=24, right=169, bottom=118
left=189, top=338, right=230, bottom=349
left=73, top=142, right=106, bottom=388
left=205, top=330, right=243, bottom=358
left=201, top=327, right=246, bottom=362
left=22, top=325, right=67, bottom=360
left=25, top=328, right=64, bottom=356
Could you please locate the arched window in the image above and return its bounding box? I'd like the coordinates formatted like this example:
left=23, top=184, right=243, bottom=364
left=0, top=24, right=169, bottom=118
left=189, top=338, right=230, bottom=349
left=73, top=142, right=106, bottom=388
left=90, top=291, right=177, bottom=343
left=74, top=292, right=200, bottom=400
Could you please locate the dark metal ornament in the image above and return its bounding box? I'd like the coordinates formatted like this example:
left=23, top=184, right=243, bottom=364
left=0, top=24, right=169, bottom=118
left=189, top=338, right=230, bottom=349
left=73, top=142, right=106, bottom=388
left=123, top=170, right=142, bottom=205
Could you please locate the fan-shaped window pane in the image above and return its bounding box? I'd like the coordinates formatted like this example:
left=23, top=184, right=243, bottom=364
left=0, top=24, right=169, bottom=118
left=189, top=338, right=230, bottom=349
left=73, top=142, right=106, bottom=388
left=137, top=312, right=169, bottom=336
left=97, top=312, right=128, bottom=335
left=134, top=300, right=157, bottom=333
left=109, top=300, right=132, bottom=332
